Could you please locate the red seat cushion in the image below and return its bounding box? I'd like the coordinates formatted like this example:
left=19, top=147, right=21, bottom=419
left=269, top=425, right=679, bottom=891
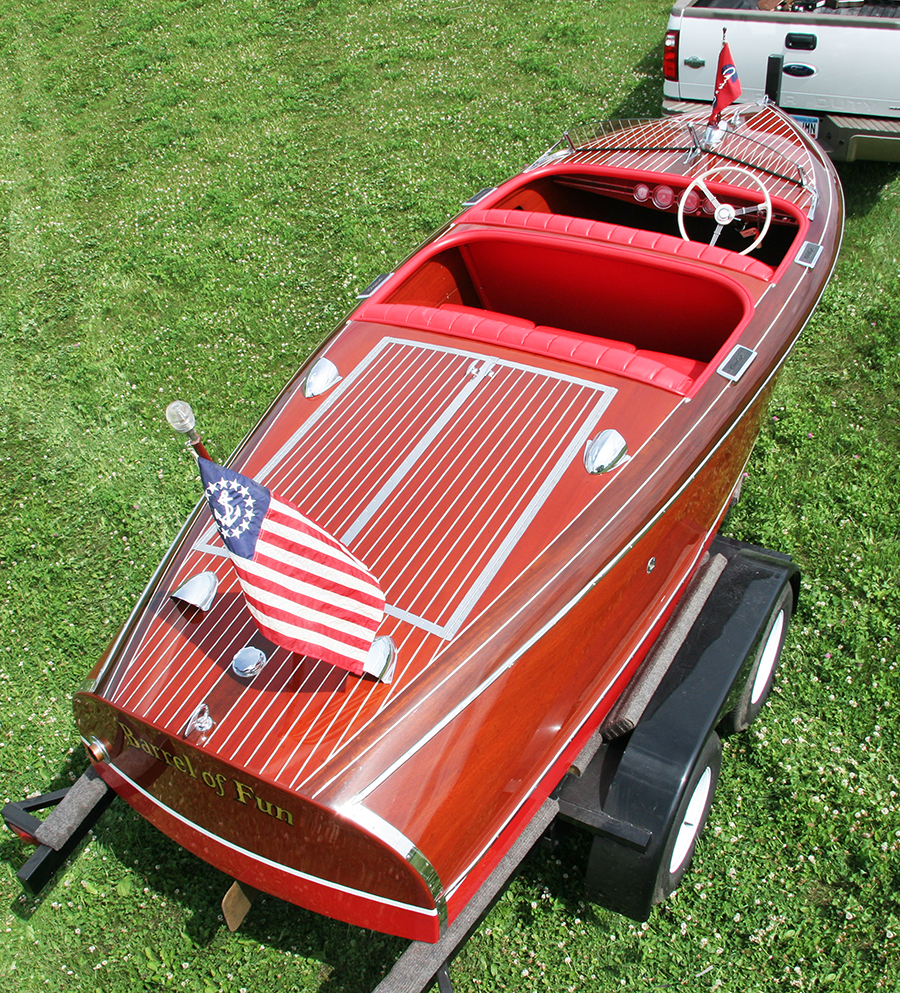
left=438, top=303, right=534, bottom=328
left=460, top=208, right=774, bottom=282
left=356, top=302, right=698, bottom=394
left=637, top=349, right=707, bottom=382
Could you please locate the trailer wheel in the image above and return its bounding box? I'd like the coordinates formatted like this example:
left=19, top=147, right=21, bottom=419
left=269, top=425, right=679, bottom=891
left=651, top=732, right=722, bottom=905
left=719, top=583, right=793, bottom=736
left=583, top=732, right=722, bottom=918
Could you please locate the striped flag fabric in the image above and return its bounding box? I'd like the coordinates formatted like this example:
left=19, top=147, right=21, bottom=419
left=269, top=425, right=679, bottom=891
left=198, top=458, right=385, bottom=675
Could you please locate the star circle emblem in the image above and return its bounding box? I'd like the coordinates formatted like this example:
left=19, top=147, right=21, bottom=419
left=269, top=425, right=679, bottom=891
left=205, top=478, right=257, bottom=538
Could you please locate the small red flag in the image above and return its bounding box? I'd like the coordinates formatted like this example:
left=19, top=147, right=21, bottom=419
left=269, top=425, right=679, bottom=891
left=708, top=41, right=742, bottom=126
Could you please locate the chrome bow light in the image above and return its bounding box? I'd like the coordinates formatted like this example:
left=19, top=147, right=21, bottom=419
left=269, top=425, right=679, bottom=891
left=303, top=356, right=342, bottom=397
left=165, top=399, right=198, bottom=438
left=165, top=399, right=211, bottom=459
left=584, top=429, right=630, bottom=474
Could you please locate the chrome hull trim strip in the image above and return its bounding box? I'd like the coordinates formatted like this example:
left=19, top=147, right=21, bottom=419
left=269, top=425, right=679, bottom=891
left=340, top=802, right=448, bottom=931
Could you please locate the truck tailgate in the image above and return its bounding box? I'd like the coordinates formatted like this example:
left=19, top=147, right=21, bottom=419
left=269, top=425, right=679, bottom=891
left=670, top=6, right=900, bottom=121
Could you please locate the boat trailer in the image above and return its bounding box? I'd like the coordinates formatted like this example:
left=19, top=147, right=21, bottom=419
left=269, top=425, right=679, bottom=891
left=3, top=535, right=798, bottom=993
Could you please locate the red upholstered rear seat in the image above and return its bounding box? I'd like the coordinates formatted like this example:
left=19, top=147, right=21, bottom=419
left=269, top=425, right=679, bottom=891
left=460, top=208, right=774, bottom=282
left=356, top=302, right=701, bottom=394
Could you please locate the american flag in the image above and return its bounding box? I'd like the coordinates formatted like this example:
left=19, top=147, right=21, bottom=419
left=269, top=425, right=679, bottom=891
left=198, top=458, right=385, bottom=675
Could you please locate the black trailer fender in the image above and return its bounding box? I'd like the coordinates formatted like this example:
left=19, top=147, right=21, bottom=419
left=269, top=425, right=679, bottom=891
left=557, top=536, right=799, bottom=921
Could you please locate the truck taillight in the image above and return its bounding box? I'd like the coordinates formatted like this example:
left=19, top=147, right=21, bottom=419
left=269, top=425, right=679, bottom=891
left=664, top=30, right=679, bottom=82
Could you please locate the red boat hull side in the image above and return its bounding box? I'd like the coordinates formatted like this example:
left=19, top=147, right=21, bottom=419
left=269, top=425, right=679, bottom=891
left=354, top=400, right=763, bottom=909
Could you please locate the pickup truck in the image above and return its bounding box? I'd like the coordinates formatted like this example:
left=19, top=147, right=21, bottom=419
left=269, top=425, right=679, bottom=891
left=663, top=0, right=900, bottom=162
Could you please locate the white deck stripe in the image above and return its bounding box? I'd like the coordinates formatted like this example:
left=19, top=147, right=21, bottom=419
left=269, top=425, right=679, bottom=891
left=341, top=358, right=499, bottom=545
left=368, top=369, right=576, bottom=611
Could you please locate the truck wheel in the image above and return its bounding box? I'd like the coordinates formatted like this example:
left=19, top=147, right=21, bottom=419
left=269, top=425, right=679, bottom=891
left=719, top=583, right=793, bottom=736
left=651, top=732, right=722, bottom=905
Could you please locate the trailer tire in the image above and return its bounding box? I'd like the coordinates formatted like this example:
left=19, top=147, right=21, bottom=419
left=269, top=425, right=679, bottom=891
left=583, top=733, right=721, bottom=918
left=719, top=583, right=793, bottom=736
left=650, top=731, right=722, bottom=905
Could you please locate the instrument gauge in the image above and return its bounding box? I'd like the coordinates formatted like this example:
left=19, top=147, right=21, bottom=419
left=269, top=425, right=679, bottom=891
left=681, top=189, right=701, bottom=214
left=652, top=185, right=675, bottom=209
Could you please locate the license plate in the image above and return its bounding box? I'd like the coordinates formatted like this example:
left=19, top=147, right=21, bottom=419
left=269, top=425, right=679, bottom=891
left=790, top=114, right=820, bottom=139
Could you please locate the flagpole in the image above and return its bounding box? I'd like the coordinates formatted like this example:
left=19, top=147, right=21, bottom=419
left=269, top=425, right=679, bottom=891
left=165, top=400, right=211, bottom=460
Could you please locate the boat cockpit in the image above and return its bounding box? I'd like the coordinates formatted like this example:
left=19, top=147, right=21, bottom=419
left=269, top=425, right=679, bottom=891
left=355, top=163, right=806, bottom=397
left=487, top=169, right=802, bottom=268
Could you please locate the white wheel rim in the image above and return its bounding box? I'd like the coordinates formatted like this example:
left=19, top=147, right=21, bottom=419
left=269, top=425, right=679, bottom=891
left=669, top=766, right=713, bottom=875
left=751, top=610, right=786, bottom=705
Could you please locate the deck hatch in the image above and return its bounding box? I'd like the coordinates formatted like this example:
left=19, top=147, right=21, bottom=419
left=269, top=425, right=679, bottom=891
left=193, top=338, right=615, bottom=640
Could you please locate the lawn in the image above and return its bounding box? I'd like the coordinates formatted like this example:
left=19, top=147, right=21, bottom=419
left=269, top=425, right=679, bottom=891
left=1, top=1, right=899, bottom=991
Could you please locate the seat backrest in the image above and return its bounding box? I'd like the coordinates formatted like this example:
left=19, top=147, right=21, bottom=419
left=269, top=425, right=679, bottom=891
left=356, top=302, right=696, bottom=394
left=460, top=208, right=774, bottom=282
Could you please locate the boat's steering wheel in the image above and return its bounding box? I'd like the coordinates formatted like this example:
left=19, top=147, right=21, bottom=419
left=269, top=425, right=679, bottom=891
left=677, top=166, right=772, bottom=256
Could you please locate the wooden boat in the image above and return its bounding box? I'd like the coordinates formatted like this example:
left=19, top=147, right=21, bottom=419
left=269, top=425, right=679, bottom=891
left=72, top=101, right=842, bottom=942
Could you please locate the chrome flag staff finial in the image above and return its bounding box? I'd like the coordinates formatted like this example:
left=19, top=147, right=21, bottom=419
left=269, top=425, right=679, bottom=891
left=166, top=399, right=212, bottom=460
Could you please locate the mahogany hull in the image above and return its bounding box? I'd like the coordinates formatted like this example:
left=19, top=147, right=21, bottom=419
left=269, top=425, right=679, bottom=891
left=73, top=103, right=842, bottom=941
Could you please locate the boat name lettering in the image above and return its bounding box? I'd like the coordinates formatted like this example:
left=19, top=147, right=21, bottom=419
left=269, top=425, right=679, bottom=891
left=117, top=722, right=294, bottom=826
left=233, top=779, right=294, bottom=825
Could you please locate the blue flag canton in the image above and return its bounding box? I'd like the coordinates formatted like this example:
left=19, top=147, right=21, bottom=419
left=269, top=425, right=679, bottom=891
left=198, top=458, right=271, bottom=560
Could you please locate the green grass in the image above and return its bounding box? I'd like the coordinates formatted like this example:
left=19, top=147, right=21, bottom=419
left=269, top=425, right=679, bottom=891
left=1, top=1, right=899, bottom=990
